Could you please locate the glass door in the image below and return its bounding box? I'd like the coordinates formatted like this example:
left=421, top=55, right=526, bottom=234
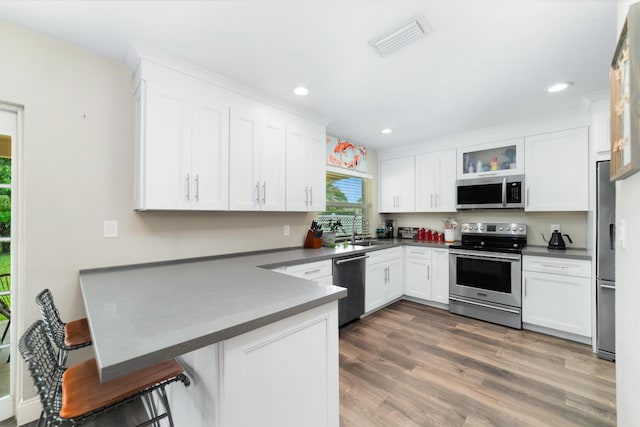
left=0, top=107, right=17, bottom=421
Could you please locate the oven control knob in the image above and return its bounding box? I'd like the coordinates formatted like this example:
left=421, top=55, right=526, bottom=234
left=479, top=226, right=484, bottom=231
left=498, top=226, right=504, bottom=231
left=473, top=226, right=478, bottom=230
left=505, top=227, right=511, bottom=231
left=519, top=227, right=524, bottom=231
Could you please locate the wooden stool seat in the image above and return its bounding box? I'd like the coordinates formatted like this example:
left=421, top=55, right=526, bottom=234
left=61, top=357, right=185, bottom=419
left=64, top=317, right=91, bottom=347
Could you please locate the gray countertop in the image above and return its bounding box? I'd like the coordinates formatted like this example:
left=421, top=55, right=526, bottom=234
left=79, top=238, right=590, bottom=382
left=521, top=245, right=592, bottom=260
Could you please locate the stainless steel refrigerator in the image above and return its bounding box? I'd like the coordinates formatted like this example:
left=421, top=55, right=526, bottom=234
left=596, top=160, right=616, bottom=361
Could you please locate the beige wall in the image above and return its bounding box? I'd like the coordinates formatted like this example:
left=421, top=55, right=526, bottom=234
left=0, top=20, right=322, bottom=410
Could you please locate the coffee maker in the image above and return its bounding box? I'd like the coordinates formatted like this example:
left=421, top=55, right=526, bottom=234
left=385, top=219, right=395, bottom=239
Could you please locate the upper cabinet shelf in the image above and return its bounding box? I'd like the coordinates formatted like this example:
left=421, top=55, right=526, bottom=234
left=456, top=138, right=524, bottom=180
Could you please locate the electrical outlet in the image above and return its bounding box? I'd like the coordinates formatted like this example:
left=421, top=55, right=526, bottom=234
left=104, top=220, right=118, bottom=238
left=551, top=224, right=560, bottom=233
left=283, top=225, right=290, bottom=236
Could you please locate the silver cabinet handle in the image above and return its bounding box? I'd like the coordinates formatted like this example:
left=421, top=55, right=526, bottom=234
left=262, top=182, right=266, bottom=204
left=305, top=186, right=309, bottom=206
left=526, top=188, right=530, bottom=207
left=195, top=174, right=199, bottom=201
left=435, top=194, right=438, bottom=207
left=541, top=264, right=569, bottom=269
left=255, top=181, right=260, bottom=204
left=309, top=187, right=313, bottom=206
left=185, top=173, right=190, bottom=201
left=427, top=265, right=430, bottom=280
left=304, top=268, right=322, bottom=275
left=430, top=194, right=434, bottom=208
left=524, top=277, right=527, bottom=297
left=387, top=266, right=391, bottom=282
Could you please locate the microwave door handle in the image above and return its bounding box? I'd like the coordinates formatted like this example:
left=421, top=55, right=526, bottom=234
left=502, top=178, right=507, bottom=207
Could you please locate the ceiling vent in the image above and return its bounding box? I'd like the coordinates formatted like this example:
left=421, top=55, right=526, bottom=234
left=368, top=14, right=431, bottom=58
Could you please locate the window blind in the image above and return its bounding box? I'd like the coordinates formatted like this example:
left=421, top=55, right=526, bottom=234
left=318, top=171, right=371, bottom=238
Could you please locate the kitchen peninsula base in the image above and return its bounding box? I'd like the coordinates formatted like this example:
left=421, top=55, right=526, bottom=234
left=168, top=302, right=339, bottom=427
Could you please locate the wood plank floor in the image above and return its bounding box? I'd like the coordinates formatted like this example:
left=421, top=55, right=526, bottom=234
left=339, top=300, right=616, bottom=427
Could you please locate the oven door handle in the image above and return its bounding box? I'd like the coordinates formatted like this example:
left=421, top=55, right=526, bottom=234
left=449, top=296, right=521, bottom=314
left=449, top=249, right=520, bottom=261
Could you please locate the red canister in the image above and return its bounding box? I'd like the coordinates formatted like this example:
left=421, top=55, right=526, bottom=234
left=418, top=228, right=426, bottom=240
left=426, top=229, right=433, bottom=241
left=432, top=231, right=439, bottom=241
left=438, top=232, right=445, bottom=242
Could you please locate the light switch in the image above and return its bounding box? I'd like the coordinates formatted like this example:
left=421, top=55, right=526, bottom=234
left=618, top=219, right=626, bottom=249
left=104, top=220, right=118, bottom=238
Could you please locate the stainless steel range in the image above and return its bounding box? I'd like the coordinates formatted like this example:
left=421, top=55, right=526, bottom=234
left=448, top=222, right=527, bottom=329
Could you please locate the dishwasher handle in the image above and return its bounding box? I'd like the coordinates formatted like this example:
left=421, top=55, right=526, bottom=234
left=335, top=255, right=369, bottom=265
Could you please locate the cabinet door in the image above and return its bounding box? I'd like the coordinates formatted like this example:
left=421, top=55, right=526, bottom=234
left=229, top=104, right=260, bottom=211
left=431, top=248, right=450, bottom=304
left=525, top=128, right=589, bottom=211
left=365, top=262, right=387, bottom=312
left=306, top=123, right=327, bottom=212
left=522, top=271, right=591, bottom=337
left=285, top=119, right=325, bottom=212
left=378, top=159, right=399, bottom=212
left=385, top=257, right=404, bottom=301
left=405, top=256, right=431, bottom=300
left=223, top=303, right=339, bottom=427
left=435, top=150, right=457, bottom=212
left=259, top=111, right=286, bottom=211
left=397, top=158, right=416, bottom=212
left=142, top=80, right=192, bottom=210
left=415, top=153, right=438, bottom=212
left=379, top=157, right=415, bottom=213
left=190, top=92, right=230, bottom=210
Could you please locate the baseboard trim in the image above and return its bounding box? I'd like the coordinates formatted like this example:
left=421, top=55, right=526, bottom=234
left=16, top=397, right=40, bottom=426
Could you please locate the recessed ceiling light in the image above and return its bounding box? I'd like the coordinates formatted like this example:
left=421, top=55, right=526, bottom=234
left=546, top=81, right=574, bottom=93
left=293, top=86, right=309, bottom=96
left=381, top=128, right=393, bottom=134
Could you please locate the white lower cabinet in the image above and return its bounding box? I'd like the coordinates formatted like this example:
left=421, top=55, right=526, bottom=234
left=431, top=248, right=450, bottom=305
left=168, top=302, right=339, bottom=427
left=404, top=246, right=449, bottom=305
left=522, top=256, right=592, bottom=340
left=278, top=260, right=333, bottom=285
left=365, top=247, right=403, bottom=312
left=404, top=247, right=432, bottom=300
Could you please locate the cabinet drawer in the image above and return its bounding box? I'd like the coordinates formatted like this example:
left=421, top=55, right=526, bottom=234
left=284, top=260, right=333, bottom=280
left=405, top=246, right=432, bottom=260
left=523, top=256, right=591, bottom=278
left=367, top=247, right=403, bottom=265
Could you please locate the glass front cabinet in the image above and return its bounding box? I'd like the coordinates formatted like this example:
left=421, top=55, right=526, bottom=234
left=456, top=138, right=524, bottom=180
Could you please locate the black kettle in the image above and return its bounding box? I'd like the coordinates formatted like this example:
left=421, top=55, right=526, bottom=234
left=547, top=230, right=573, bottom=250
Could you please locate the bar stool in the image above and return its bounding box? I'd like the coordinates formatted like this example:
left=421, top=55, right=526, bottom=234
left=20, top=320, right=190, bottom=427
left=35, top=289, right=92, bottom=366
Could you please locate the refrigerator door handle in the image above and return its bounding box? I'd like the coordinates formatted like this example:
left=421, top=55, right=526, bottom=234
left=600, top=283, right=616, bottom=290
left=609, top=223, right=615, bottom=250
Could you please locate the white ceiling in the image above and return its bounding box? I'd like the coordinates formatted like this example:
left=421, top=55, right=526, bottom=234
left=0, top=1, right=618, bottom=150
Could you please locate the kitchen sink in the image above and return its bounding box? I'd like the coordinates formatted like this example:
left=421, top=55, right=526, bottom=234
left=349, top=239, right=392, bottom=247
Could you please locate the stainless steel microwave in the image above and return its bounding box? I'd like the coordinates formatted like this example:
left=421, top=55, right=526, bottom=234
left=456, top=175, right=524, bottom=209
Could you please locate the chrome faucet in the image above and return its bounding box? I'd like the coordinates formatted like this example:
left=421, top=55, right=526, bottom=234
left=351, top=215, right=366, bottom=244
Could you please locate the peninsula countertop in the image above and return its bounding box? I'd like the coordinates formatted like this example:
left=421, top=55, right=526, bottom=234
left=79, top=246, right=369, bottom=383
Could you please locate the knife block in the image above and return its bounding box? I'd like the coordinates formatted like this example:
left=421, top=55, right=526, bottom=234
left=304, top=230, right=322, bottom=249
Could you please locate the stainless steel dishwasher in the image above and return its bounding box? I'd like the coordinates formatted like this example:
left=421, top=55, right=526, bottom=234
left=333, top=254, right=368, bottom=327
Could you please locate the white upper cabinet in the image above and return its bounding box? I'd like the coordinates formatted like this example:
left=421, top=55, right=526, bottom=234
left=524, top=127, right=589, bottom=211
left=286, top=118, right=326, bottom=212
left=415, top=149, right=457, bottom=212
left=134, top=69, right=230, bottom=211
left=457, top=138, right=524, bottom=179
left=229, top=100, right=286, bottom=211
left=379, top=157, right=415, bottom=213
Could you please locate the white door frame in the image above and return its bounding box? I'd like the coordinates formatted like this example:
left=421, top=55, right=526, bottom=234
left=0, top=104, right=23, bottom=421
